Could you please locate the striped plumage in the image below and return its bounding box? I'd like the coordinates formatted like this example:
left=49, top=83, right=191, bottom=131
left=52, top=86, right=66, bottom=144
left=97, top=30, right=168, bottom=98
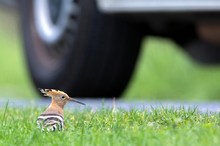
left=37, top=114, right=64, bottom=131
left=37, top=89, right=85, bottom=132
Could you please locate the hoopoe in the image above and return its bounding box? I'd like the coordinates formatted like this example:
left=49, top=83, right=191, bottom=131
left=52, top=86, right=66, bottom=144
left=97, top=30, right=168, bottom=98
left=37, top=89, right=85, bottom=131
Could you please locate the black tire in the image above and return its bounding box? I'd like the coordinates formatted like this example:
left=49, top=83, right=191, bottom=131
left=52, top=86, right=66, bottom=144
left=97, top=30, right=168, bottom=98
left=19, top=0, right=143, bottom=97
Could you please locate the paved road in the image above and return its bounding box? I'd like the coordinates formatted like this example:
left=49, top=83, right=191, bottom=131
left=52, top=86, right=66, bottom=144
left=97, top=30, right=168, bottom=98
left=1, top=99, right=220, bottom=113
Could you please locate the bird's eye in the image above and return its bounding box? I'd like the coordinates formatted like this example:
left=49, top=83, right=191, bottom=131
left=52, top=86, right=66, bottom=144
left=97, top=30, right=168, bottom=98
left=61, top=96, right=65, bottom=99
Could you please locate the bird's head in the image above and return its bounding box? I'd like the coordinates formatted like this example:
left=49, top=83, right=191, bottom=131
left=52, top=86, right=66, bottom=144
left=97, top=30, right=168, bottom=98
left=39, top=89, right=85, bottom=108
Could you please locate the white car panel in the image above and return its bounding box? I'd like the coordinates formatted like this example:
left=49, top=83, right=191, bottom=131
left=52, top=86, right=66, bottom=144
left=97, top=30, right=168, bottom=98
left=97, top=0, right=220, bottom=13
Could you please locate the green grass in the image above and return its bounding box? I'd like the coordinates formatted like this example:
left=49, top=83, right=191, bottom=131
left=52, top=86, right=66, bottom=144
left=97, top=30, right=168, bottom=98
left=0, top=105, right=220, bottom=146
left=124, top=39, right=220, bottom=100
left=0, top=7, right=37, bottom=98
left=1, top=7, right=220, bottom=100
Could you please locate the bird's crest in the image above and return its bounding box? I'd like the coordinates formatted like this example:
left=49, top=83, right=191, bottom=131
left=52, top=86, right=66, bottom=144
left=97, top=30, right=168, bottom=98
left=39, top=88, right=86, bottom=105
left=39, top=88, right=67, bottom=97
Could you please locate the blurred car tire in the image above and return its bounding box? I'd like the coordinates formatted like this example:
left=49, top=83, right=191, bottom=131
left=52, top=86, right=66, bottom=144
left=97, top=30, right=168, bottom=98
left=19, top=0, right=143, bottom=97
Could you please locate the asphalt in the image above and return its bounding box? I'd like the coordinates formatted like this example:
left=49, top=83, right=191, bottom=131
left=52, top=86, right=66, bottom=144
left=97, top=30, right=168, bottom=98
left=1, top=98, right=220, bottom=113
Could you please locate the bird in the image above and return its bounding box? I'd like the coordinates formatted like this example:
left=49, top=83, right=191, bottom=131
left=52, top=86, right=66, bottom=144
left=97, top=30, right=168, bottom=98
left=36, top=89, right=85, bottom=132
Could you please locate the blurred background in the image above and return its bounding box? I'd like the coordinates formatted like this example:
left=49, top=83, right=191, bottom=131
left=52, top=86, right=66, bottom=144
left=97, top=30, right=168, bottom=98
left=1, top=1, right=220, bottom=100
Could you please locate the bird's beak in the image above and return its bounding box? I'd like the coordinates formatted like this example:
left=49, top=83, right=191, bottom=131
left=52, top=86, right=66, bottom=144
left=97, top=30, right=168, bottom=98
left=69, top=97, right=86, bottom=105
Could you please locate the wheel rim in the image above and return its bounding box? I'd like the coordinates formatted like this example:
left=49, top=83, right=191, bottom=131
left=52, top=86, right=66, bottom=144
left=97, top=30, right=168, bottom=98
left=34, top=0, right=79, bottom=45
left=30, top=0, right=80, bottom=74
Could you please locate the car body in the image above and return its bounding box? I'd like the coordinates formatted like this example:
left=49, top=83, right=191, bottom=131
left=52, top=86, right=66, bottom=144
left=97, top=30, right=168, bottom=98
left=17, top=0, right=220, bottom=97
